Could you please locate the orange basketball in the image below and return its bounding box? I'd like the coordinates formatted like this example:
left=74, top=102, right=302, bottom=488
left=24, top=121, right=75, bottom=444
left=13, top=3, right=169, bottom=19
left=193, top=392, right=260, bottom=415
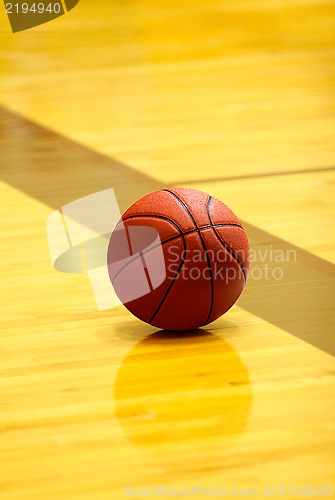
left=107, top=188, right=250, bottom=331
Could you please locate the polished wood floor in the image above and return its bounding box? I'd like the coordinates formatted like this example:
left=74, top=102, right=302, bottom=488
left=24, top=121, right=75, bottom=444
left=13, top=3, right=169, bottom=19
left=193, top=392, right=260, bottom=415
left=0, top=0, right=334, bottom=498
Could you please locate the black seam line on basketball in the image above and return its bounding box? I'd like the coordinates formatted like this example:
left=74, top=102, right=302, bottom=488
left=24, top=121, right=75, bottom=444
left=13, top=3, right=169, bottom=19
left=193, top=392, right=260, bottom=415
left=163, top=189, right=215, bottom=325
left=120, top=213, right=243, bottom=231
left=148, top=231, right=187, bottom=325
left=140, top=251, right=153, bottom=292
left=125, top=226, right=133, bottom=255
left=111, top=223, right=243, bottom=284
left=206, top=197, right=247, bottom=283
left=120, top=213, right=185, bottom=231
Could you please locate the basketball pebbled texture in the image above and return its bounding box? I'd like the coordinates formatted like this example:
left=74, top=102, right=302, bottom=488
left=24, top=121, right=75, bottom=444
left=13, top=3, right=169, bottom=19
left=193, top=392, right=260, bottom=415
left=107, top=188, right=250, bottom=331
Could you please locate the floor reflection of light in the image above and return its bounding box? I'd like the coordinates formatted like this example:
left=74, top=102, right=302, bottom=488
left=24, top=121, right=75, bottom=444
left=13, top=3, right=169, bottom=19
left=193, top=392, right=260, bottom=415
left=114, top=330, right=252, bottom=469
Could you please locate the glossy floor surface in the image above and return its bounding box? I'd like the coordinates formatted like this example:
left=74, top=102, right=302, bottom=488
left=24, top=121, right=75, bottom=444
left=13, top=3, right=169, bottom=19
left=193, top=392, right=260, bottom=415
left=0, top=0, right=335, bottom=498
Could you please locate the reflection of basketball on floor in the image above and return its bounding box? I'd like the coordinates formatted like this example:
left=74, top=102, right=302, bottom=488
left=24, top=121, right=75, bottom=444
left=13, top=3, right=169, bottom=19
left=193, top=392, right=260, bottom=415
left=114, top=331, right=252, bottom=466
left=108, top=187, right=250, bottom=331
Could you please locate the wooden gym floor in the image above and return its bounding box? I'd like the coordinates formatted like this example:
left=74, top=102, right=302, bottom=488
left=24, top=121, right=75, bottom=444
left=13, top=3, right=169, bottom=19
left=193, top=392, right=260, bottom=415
left=0, top=0, right=334, bottom=498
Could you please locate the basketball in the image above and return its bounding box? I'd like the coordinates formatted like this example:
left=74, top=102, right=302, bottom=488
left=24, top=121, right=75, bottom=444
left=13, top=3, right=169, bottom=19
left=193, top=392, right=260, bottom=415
left=107, top=188, right=250, bottom=330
